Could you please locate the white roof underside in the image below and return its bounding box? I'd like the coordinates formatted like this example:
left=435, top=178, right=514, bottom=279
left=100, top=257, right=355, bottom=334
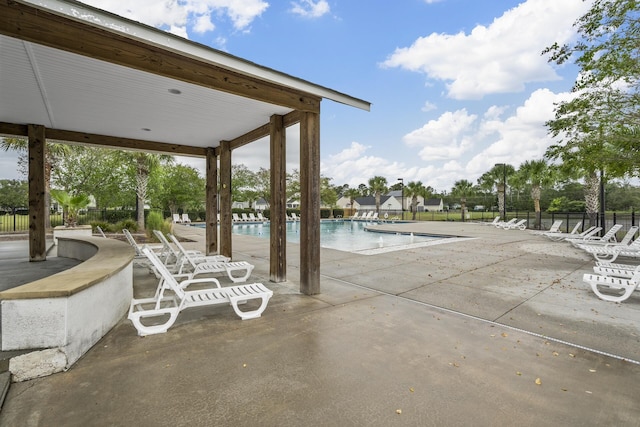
left=0, top=0, right=369, bottom=153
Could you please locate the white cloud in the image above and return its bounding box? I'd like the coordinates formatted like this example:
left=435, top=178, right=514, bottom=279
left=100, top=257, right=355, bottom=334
left=465, top=88, right=572, bottom=176
left=402, top=109, right=477, bottom=160
left=380, top=0, right=592, bottom=99
left=78, top=0, right=269, bottom=35
left=193, top=15, right=215, bottom=34
left=289, top=0, right=330, bottom=18
left=421, top=101, right=437, bottom=112
left=321, top=88, right=574, bottom=192
left=321, top=143, right=408, bottom=188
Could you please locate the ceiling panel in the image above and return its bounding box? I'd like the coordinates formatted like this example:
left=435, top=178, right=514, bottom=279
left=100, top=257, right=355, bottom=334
left=0, top=35, right=293, bottom=150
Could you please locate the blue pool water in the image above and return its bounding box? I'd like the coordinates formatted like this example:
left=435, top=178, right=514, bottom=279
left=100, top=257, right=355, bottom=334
left=226, top=220, right=437, bottom=253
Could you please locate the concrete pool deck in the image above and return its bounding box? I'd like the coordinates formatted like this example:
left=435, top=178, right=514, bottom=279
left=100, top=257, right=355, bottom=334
left=1, top=221, right=639, bottom=426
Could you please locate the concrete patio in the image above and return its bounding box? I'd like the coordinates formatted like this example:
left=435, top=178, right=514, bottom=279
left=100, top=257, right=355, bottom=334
left=1, top=221, right=639, bottom=426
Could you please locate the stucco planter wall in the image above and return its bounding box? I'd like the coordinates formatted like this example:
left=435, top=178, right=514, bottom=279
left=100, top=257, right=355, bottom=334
left=52, top=225, right=92, bottom=245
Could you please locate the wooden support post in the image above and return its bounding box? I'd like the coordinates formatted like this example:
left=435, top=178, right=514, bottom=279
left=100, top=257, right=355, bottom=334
left=28, top=124, right=46, bottom=262
left=299, top=111, right=321, bottom=295
left=269, top=115, right=286, bottom=282
left=205, top=147, right=218, bottom=255
left=219, top=141, right=232, bottom=258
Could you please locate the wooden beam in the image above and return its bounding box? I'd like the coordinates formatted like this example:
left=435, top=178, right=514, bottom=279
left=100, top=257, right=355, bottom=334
left=45, top=129, right=206, bottom=157
left=269, top=115, right=287, bottom=282
left=299, top=111, right=321, bottom=295
left=1, top=1, right=320, bottom=112
left=219, top=141, right=232, bottom=259
left=226, top=110, right=303, bottom=151
left=0, top=122, right=207, bottom=157
left=28, top=124, right=46, bottom=261
left=205, top=148, right=218, bottom=255
left=0, top=122, right=27, bottom=137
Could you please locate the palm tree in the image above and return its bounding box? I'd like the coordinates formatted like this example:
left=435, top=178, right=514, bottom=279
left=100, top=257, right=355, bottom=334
left=1, top=137, right=70, bottom=229
left=451, top=179, right=475, bottom=221
left=120, top=152, right=173, bottom=230
left=478, top=164, right=515, bottom=220
left=404, top=181, right=426, bottom=220
left=344, top=187, right=361, bottom=215
left=368, top=176, right=388, bottom=214
left=517, top=159, right=556, bottom=229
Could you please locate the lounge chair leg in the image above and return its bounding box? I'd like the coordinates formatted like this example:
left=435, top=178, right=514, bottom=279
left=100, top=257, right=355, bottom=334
left=128, top=307, right=180, bottom=336
left=226, top=265, right=254, bottom=283
left=590, top=282, right=637, bottom=303
left=225, top=283, right=273, bottom=319
left=228, top=295, right=271, bottom=319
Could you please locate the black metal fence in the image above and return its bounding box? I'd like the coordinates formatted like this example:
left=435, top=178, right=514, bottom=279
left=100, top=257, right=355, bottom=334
left=0, top=209, right=137, bottom=233
left=0, top=208, right=637, bottom=234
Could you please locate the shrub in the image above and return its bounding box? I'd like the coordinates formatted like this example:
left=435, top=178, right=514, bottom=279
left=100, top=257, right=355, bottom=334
left=90, top=220, right=113, bottom=233
left=117, top=219, right=138, bottom=232
left=145, top=211, right=172, bottom=240
left=104, top=210, right=135, bottom=223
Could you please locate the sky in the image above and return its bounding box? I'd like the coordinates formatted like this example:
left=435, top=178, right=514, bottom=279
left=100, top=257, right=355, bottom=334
left=0, top=0, right=593, bottom=193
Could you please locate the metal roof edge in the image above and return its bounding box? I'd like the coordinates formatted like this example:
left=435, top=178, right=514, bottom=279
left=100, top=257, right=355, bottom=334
left=24, top=0, right=371, bottom=112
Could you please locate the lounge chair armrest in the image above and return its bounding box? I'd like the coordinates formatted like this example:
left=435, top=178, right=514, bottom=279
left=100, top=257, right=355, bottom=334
left=178, top=277, right=222, bottom=290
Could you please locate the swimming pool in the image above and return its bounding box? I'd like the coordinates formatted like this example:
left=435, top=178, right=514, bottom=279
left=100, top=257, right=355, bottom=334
left=228, top=220, right=440, bottom=254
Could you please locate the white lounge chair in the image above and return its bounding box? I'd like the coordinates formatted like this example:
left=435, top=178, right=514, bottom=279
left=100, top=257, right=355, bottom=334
left=257, top=212, right=267, bottom=222
left=249, top=213, right=257, bottom=221
left=172, top=213, right=182, bottom=223
left=529, top=220, right=562, bottom=235
left=566, top=224, right=621, bottom=247
left=477, top=216, right=500, bottom=226
left=546, top=224, right=598, bottom=242
left=575, top=226, right=638, bottom=251
left=96, top=225, right=107, bottom=238
left=291, top=213, right=300, bottom=221
left=167, top=234, right=252, bottom=283
left=540, top=221, right=581, bottom=240
left=128, top=247, right=273, bottom=336
left=371, top=212, right=379, bottom=220
left=351, top=212, right=360, bottom=220
left=152, top=230, right=203, bottom=269
left=495, top=218, right=517, bottom=229
left=123, top=228, right=164, bottom=258
left=241, top=213, right=250, bottom=222
left=583, top=265, right=640, bottom=303
left=232, top=213, right=242, bottom=222
left=581, top=235, right=640, bottom=263
left=503, top=219, right=527, bottom=230
left=181, top=213, right=191, bottom=223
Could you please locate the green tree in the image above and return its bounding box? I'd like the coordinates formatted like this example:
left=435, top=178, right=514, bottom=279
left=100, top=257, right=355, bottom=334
left=156, top=164, right=205, bottom=215
left=478, top=164, right=515, bottom=219
left=544, top=0, right=640, bottom=175
left=0, top=179, right=28, bottom=213
left=122, top=152, right=173, bottom=229
left=1, top=137, right=70, bottom=228
left=404, top=181, right=426, bottom=220
left=254, top=168, right=271, bottom=209
left=544, top=0, right=640, bottom=223
left=451, top=179, right=475, bottom=221
left=368, top=176, right=388, bottom=214
left=232, top=164, right=259, bottom=207
left=516, top=160, right=557, bottom=229
left=52, top=146, right=131, bottom=209
left=343, top=187, right=361, bottom=214
left=320, top=177, right=338, bottom=211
